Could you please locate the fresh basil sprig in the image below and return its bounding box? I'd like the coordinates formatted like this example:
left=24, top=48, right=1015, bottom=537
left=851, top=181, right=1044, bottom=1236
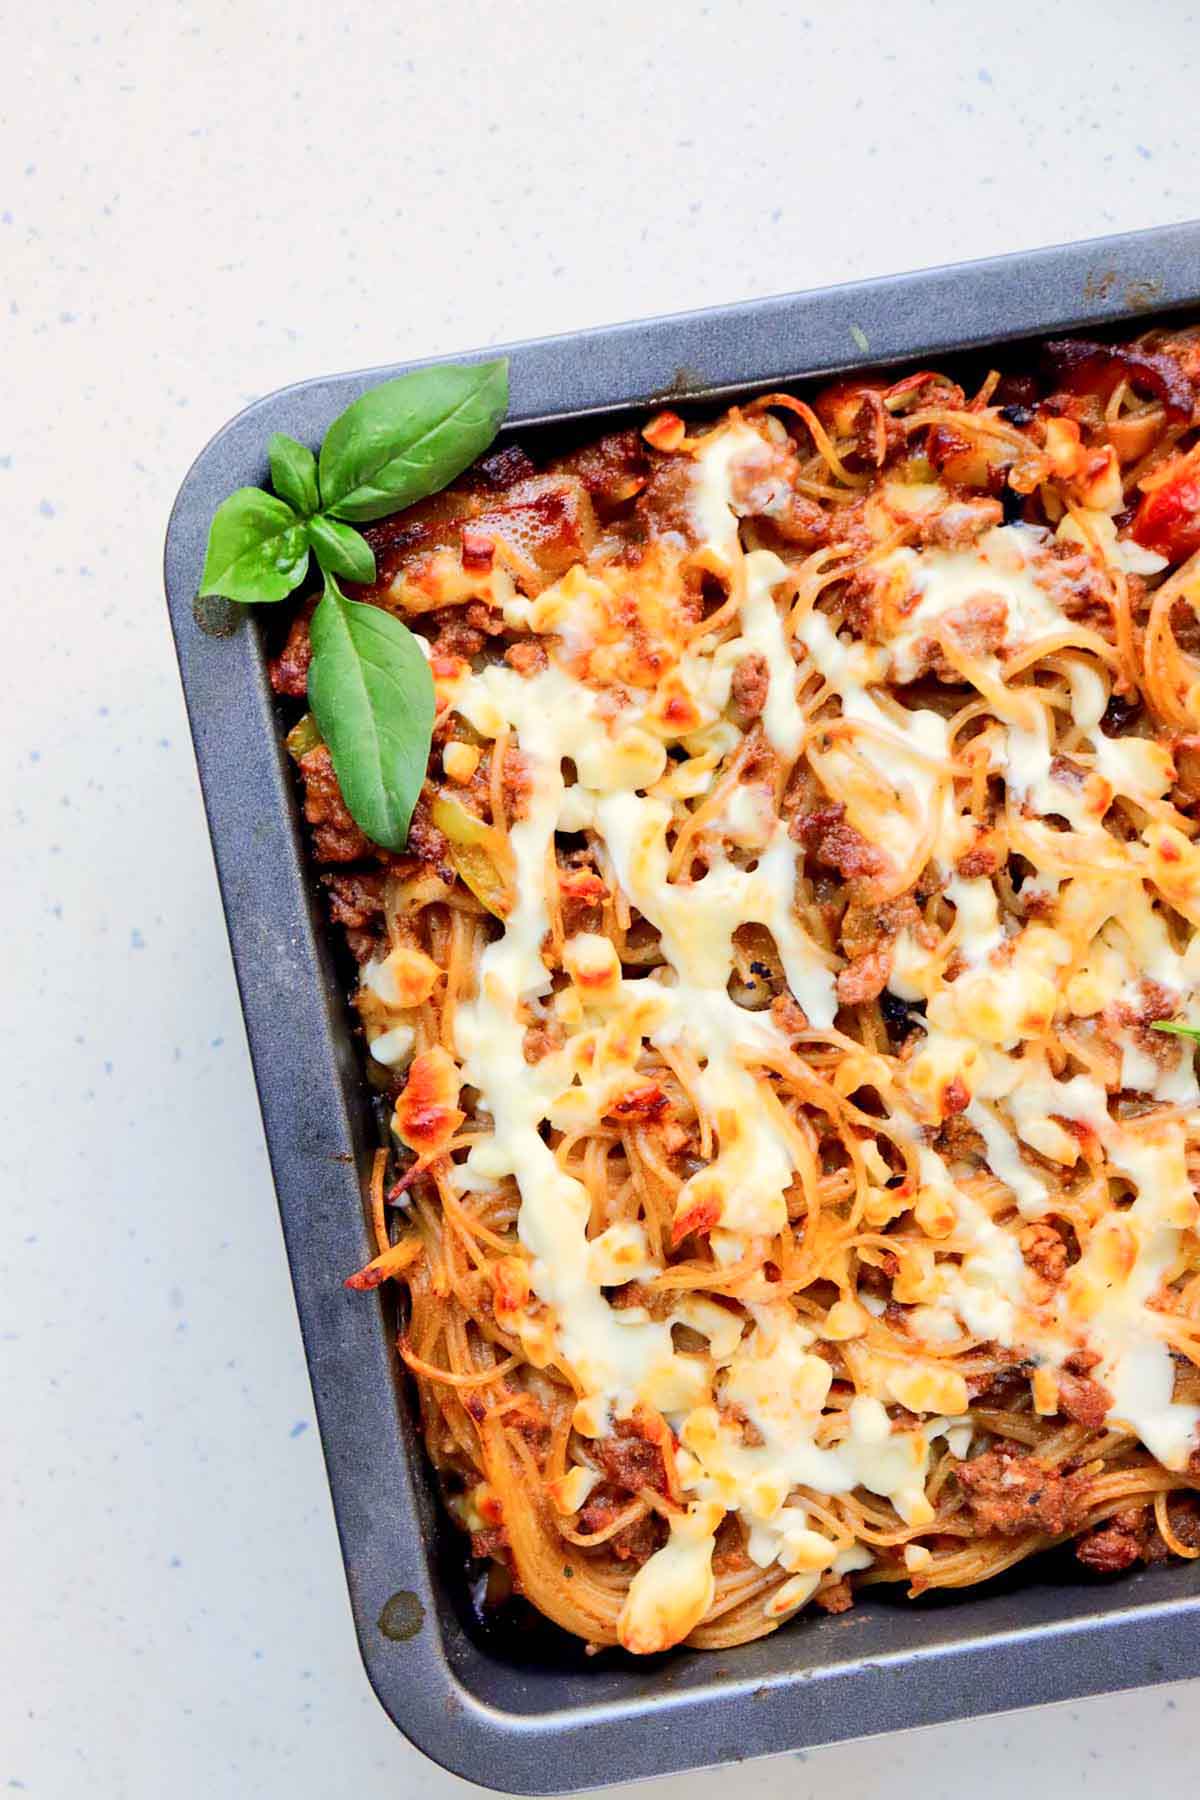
left=197, top=359, right=510, bottom=849
left=1152, top=1021, right=1200, bottom=1043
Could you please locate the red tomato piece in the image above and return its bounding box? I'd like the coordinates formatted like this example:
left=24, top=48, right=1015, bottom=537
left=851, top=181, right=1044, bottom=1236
left=1132, top=458, right=1200, bottom=563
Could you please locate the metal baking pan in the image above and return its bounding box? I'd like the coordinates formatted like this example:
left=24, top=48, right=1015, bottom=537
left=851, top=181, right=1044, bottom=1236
left=165, top=220, right=1200, bottom=1792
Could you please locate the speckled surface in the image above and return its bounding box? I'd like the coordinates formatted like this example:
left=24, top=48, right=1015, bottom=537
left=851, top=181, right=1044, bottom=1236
left=5, top=2, right=1200, bottom=1794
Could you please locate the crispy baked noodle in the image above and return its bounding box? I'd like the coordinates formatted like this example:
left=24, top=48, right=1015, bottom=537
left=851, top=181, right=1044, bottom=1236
left=270, top=329, right=1200, bottom=1655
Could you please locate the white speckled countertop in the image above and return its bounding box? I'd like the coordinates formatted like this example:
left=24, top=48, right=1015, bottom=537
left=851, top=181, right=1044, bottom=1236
left=5, top=2, right=1200, bottom=1793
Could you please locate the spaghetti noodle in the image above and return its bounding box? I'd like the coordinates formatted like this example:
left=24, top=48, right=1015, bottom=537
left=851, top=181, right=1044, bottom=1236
left=272, top=326, right=1200, bottom=1654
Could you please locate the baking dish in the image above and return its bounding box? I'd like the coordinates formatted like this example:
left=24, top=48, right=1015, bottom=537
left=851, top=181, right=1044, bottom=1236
left=165, top=219, right=1200, bottom=1791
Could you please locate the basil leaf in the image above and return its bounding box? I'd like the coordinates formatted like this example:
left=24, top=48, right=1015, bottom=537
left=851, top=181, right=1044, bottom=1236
left=1152, top=1021, right=1200, bottom=1042
left=308, top=513, right=377, bottom=584
left=268, top=433, right=320, bottom=516
left=199, top=488, right=310, bottom=604
left=307, top=578, right=435, bottom=850
left=318, top=359, right=509, bottom=523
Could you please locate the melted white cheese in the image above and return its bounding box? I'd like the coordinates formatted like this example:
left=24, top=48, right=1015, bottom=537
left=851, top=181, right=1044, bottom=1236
left=597, top=791, right=832, bottom=1235
left=676, top=1304, right=939, bottom=1530
left=882, top=525, right=1068, bottom=682
left=945, top=875, right=1004, bottom=966
left=413, top=418, right=1200, bottom=1649
left=797, top=608, right=956, bottom=865
left=689, top=421, right=775, bottom=557
left=718, top=548, right=806, bottom=759
left=1065, top=1120, right=1200, bottom=1468
left=618, top=1502, right=722, bottom=1653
